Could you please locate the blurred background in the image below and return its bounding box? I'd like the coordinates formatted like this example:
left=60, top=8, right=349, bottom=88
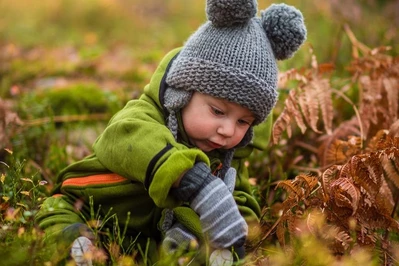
left=1, top=0, right=398, bottom=92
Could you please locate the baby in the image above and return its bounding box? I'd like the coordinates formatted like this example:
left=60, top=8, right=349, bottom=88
left=36, top=0, right=306, bottom=265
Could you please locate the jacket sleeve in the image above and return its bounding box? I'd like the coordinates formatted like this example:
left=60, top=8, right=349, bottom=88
left=92, top=97, right=209, bottom=208
left=35, top=194, right=86, bottom=262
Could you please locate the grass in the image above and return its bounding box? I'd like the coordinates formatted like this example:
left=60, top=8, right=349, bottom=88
left=0, top=0, right=398, bottom=265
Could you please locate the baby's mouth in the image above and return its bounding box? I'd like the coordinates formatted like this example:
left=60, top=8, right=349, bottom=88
left=207, top=140, right=223, bottom=149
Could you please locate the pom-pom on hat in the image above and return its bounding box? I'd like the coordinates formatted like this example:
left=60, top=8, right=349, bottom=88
left=165, top=0, right=307, bottom=125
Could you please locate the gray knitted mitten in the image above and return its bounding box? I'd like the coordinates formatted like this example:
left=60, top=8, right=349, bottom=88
left=172, top=162, right=248, bottom=249
left=163, top=222, right=199, bottom=254
left=71, top=236, right=93, bottom=266
left=61, top=223, right=95, bottom=266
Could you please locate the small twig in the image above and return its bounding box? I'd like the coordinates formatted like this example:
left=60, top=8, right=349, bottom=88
left=21, top=113, right=111, bottom=127
left=344, top=24, right=371, bottom=57
left=294, top=140, right=319, bottom=154
left=27, top=159, right=53, bottom=186
left=290, top=165, right=321, bottom=174
left=331, top=89, right=364, bottom=145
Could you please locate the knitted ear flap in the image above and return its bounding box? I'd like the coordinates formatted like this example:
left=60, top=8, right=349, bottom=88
left=164, top=87, right=193, bottom=140
left=260, top=3, right=307, bottom=60
left=206, top=0, right=257, bottom=27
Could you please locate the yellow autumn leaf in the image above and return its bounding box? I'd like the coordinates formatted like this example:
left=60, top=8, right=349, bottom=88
left=16, top=203, right=28, bottom=208
left=2, top=196, right=9, bottom=202
left=1, top=173, right=5, bottom=184
left=20, top=191, right=30, bottom=197
left=4, top=148, right=13, bottom=154
left=21, top=177, right=33, bottom=183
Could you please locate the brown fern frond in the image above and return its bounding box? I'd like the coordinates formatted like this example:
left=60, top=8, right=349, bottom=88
left=383, top=78, right=398, bottom=122
left=322, top=137, right=362, bottom=167
left=367, top=129, right=390, bottom=151
left=275, top=211, right=298, bottom=247
left=318, top=118, right=362, bottom=167
left=296, top=174, right=319, bottom=198
left=287, top=90, right=307, bottom=134
left=381, top=148, right=399, bottom=190
left=330, top=229, right=352, bottom=254
left=276, top=180, right=302, bottom=198
left=362, top=153, right=384, bottom=193
left=358, top=75, right=380, bottom=136
left=321, top=165, right=341, bottom=201
left=314, top=79, right=334, bottom=135
left=346, top=33, right=399, bottom=139
left=376, top=178, right=395, bottom=215
left=272, top=49, right=337, bottom=144
left=280, top=197, right=298, bottom=213
left=272, top=109, right=292, bottom=144
left=388, top=119, right=399, bottom=138
left=356, top=204, right=398, bottom=232
left=330, top=178, right=360, bottom=215
left=276, top=219, right=287, bottom=247
left=344, top=155, right=382, bottom=199
left=298, top=85, right=322, bottom=134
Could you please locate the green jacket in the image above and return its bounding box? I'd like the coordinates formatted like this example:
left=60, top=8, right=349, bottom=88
left=36, top=48, right=270, bottom=262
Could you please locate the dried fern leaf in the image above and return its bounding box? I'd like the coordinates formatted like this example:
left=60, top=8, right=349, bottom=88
left=376, top=178, right=395, bottom=215
left=280, top=197, right=298, bottom=213
left=276, top=221, right=287, bottom=247
left=358, top=75, right=380, bottom=136
left=388, top=120, right=399, bottom=138
left=272, top=109, right=292, bottom=144
left=364, top=153, right=384, bottom=193
left=296, top=174, right=318, bottom=189
left=276, top=180, right=302, bottom=198
left=305, top=210, right=326, bottom=237
left=367, top=129, right=389, bottom=151
left=314, top=78, right=334, bottom=135
left=323, top=139, right=351, bottom=166
left=381, top=148, right=399, bottom=190
left=330, top=178, right=360, bottom=215
left=299, top=83, right=322, bottom=133
left=349, top=155, right=382, bottom=198
left=287, top=90, right=307, bottom=134
left=334, top=230, right=352, bottom=250
left=383, top=78, right=398, bottom=122
left=287, top=212, right=300, bottom=239
left=321, top=165, right=340, bottom=201
left=318, top=118, right=361, bottom=167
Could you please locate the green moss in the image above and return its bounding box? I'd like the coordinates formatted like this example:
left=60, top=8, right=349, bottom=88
left=36, top=83, right=122, bottom=116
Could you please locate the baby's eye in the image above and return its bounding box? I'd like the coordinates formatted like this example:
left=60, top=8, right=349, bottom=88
left=211, top=107, right=224, bottom=116
left=238, top=119, right=251, bottom=125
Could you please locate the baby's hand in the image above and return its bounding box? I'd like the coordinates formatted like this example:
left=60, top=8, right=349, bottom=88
left=173, top=163, right=248, bottom=249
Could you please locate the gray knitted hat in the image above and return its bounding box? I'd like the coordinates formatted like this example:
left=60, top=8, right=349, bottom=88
left=164, top=0, right=306, bottom=174
left=165, top=0, right=306, bottom=124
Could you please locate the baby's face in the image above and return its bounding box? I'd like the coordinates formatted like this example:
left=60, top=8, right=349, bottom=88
left=181, top=92, right=254, bottom=152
